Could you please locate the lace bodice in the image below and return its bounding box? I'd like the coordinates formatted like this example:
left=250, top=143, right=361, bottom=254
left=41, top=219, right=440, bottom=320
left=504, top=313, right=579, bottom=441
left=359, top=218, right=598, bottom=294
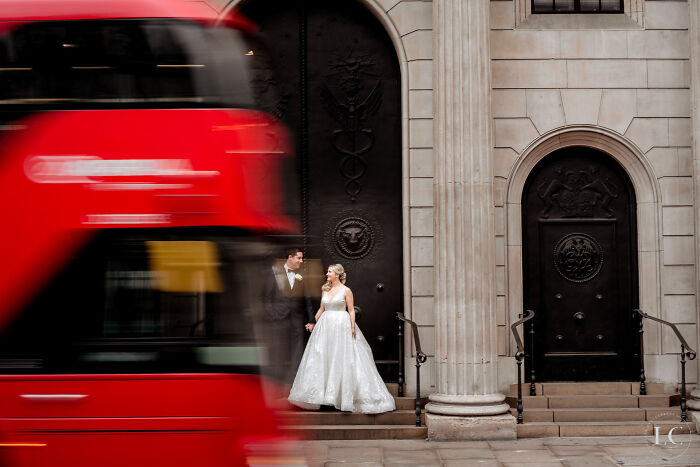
left=322, top=286, right=347, bottom=312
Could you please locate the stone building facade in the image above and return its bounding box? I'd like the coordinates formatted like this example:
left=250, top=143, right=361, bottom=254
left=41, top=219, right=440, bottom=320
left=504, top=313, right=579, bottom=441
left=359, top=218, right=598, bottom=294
left=211, top=0, right=700, bottom=439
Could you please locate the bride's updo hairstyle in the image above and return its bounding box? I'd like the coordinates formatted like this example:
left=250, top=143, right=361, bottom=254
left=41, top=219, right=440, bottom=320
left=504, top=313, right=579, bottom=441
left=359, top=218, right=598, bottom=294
left=322, top=263, right=347, bottom=291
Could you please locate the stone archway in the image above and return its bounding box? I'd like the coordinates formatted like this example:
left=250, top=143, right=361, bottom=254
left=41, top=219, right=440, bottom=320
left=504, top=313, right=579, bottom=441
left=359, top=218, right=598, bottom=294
left=522, top=145, right=639, bottom=381
left=225, top=0, right=408, bottom=379
left=219, top=0, right=412, bottom=305
left=504, top=127, right=662, bottom=362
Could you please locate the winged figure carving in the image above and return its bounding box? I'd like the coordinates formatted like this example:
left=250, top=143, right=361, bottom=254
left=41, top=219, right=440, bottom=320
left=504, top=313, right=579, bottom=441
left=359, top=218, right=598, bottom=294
left=320, top=81, right=382, bottom=128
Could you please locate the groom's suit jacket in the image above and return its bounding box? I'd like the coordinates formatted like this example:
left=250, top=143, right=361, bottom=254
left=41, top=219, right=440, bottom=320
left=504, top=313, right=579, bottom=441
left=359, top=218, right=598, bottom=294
left=263, top=264, right=315, bottom=323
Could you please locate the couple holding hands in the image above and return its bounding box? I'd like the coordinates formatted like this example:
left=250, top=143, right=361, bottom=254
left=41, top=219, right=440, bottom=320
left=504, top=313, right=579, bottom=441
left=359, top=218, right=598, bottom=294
left=264, top=247, right=394, bottom=414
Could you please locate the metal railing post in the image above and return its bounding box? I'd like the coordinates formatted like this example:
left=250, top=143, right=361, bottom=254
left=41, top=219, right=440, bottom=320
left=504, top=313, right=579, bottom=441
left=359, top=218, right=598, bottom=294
left=510, top=310, right=535, bottom=424
left=397, top=318, right=404, bottom=397
left=396, top=313, right=427, bottom=428
left=635, top=310, right=647, bottom=396
left=681, top=344, right=687, bottom=422
left=529, top=320, right=536, bottom=396
left=516, top=351, right=524, bottom=424
left=414, top=355, right=422, bottom=427
left=635, top=309, right=696, bottom=422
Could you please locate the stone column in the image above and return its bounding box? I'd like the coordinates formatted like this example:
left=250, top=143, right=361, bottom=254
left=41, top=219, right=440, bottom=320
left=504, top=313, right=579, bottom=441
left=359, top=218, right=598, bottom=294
left=427, top=0, right=515, bottom=440
left=689, top=0, right=700, bottom=431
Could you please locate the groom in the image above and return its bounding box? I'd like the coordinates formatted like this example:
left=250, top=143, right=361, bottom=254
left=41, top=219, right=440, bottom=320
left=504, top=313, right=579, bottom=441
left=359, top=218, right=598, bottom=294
left=263, top=247, right=315, bottom=383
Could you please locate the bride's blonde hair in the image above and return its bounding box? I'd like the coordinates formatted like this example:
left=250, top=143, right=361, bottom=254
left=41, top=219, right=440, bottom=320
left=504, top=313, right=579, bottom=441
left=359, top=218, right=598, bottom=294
left=322, top=263, right=347, bottom=292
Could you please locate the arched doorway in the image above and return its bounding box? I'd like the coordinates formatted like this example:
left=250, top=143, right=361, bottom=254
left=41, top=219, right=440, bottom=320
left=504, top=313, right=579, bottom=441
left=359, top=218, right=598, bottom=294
left=239, top=0, right=403, bottom=378
left=522, top=146, right=640, bottom=381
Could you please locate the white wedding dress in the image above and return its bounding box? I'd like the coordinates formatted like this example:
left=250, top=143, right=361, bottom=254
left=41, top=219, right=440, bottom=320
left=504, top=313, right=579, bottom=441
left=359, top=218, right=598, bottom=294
left=287, top=285, right=396, bottom=414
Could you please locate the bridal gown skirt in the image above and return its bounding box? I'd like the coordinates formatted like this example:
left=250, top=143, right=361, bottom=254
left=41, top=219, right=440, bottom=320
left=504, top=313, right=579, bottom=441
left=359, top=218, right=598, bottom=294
left=288, top=309, right=396, bottom=414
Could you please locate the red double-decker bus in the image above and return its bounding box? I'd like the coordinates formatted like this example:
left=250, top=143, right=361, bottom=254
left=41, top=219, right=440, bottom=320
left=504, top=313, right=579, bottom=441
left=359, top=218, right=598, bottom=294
left=0, top=1, right=303, bottom=465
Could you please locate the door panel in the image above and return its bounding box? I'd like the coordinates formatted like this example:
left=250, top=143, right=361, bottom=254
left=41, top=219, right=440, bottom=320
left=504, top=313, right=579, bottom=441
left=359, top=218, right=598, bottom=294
left=242, top=0, right=402, bottom=378
left=523, top=147, right=639, bottom=381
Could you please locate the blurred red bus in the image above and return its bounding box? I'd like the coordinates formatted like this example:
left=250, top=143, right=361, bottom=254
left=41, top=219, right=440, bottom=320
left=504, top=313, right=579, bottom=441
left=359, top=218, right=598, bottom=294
left=0, top=1, right=303, bottom=466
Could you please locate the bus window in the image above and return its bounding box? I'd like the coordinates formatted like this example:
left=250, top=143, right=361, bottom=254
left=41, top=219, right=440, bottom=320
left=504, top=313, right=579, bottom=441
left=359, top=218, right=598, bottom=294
left=0, top=19, right=260, bottom=108
left=0, top=229, right=268, bottom=374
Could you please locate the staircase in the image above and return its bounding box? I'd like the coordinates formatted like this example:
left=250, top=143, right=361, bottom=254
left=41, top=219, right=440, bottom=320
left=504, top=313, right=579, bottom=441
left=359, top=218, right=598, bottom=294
left=281, top=381, right=693, bottom=440
left=507, top=382, right=695, bottom=438
left=280, top=384, right=428, bottom=440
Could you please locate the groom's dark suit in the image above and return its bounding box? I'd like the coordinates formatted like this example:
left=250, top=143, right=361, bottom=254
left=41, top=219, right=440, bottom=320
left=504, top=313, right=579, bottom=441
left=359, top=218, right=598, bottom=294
left=262, top=263, right=314, bottom=383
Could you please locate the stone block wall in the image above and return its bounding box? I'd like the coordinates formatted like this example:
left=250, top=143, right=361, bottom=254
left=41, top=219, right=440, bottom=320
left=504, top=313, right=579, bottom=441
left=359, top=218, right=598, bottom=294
left=216, top=0, right=698, bottom=396
left=491, top=0, right=697, bottom=391
left=390, top=0, right=437, bottom=398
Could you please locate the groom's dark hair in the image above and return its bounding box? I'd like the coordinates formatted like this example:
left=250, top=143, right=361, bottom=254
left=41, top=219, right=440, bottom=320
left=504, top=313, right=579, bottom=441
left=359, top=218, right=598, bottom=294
left=285, top=247, right=302, bottom=258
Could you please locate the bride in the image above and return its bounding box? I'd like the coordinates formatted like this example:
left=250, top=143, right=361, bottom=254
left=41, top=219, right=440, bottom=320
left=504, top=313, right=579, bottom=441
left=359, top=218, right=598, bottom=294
left=287, top=264, right=395, bottom=414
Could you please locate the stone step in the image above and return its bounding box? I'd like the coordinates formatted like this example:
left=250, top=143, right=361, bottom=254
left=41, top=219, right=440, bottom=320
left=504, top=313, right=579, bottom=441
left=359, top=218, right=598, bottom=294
left=549, top=395, right=640, bottom=409
left=282, top=396, right=426, bottom=413
left=560, top=421, right=655, bottom=437
left=553, top=408, right=646, bottom=422
left=282, top=409, right=424, bottom=426
left=508, top=382, right=666, bottom=396
left=506, top=395, right=549, bottom=409
left=386, top=383, right=400, bottom=397
left=640, top=394, right=679, bottom=407
left=517, top=420, right=696, bottom=438
left=284, top=424, right=427, bottom=440
left=511, top=408, right=556, bottom=423
left=516, top=422, right=560, bottom=438
left=646, top=407, right=686, bottom=421
left=507, top=394, right=675, bottom=409
left=510, top=407, right=685, bottom=423
left=545, top=382, right=649, bottom=395
left=394, top=396, right=429, bottom=410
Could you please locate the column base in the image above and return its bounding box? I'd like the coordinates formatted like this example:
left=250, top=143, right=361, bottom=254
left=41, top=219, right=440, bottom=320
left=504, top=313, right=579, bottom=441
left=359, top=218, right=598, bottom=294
left=687, top=388, right=700, bottom=411
left=426, top=413, right=516, bottom=441
left=689, top=410, right=700, bottom=435
left=688, top=389, right=700, bottom=432
left=426, top=393, right=511, bottom=416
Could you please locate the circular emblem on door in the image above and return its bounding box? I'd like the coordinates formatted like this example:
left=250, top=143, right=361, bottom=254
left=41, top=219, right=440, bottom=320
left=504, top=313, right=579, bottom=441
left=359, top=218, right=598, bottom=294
left=553, top=233, right=603, bottom=283
left=332, top=216, right=375, bottom=259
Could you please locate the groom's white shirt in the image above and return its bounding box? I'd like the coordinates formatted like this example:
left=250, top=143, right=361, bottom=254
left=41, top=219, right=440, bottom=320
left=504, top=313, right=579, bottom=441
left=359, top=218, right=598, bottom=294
left=284, top=264, right=296, bottom=289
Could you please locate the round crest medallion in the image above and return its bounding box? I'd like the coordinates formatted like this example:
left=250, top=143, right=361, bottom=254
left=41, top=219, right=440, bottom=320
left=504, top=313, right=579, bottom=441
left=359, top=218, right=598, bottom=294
left=553, top=233, right=603, bottom=283
left=331, top=216, right=375, bottom=260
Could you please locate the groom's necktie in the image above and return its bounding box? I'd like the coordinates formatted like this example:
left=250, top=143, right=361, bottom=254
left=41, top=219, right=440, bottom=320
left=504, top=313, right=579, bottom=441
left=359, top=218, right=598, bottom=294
left=285, top=267, right=295, bottom=289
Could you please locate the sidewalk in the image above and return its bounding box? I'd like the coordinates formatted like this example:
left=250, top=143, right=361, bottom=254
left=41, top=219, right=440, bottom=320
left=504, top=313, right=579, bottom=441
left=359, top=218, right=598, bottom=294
left=299, top=435, right=700, bottom=466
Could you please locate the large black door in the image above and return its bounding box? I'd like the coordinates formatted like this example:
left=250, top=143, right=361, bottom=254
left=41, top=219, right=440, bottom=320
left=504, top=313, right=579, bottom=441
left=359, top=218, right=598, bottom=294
left=241, top=0, right=402, bottom=378
left=522, top=147, right=639, bottom=381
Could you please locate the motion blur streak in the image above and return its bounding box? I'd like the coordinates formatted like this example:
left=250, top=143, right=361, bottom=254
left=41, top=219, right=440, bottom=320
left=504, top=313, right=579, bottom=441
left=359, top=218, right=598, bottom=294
left=0, top=1, right=305, bottom=466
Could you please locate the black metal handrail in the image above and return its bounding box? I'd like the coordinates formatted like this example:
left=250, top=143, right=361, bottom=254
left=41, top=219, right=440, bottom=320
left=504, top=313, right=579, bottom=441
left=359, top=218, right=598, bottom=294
left=397, top=312, right=427, bottom=427
left=634, top=309, right=697, bottom=422
left=510, top=309, right=535, bottom=424
left=397, top=317, right=404, bottom=397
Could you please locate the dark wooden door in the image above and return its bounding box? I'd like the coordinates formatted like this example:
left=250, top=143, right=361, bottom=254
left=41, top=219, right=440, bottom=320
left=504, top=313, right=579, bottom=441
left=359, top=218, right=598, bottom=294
left=522, top=147, right=639, bottom=381
left=241, top=0, right=402, bottom=378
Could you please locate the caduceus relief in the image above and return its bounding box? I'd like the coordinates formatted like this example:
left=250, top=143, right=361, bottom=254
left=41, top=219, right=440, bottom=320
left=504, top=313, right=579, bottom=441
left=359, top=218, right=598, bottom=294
left=320, top=54, right=382, bottom=201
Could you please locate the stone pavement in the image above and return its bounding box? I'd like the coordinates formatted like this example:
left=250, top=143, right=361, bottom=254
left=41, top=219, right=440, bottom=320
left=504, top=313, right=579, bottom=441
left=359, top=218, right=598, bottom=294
left=299, top=435, right=700, bottom=466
